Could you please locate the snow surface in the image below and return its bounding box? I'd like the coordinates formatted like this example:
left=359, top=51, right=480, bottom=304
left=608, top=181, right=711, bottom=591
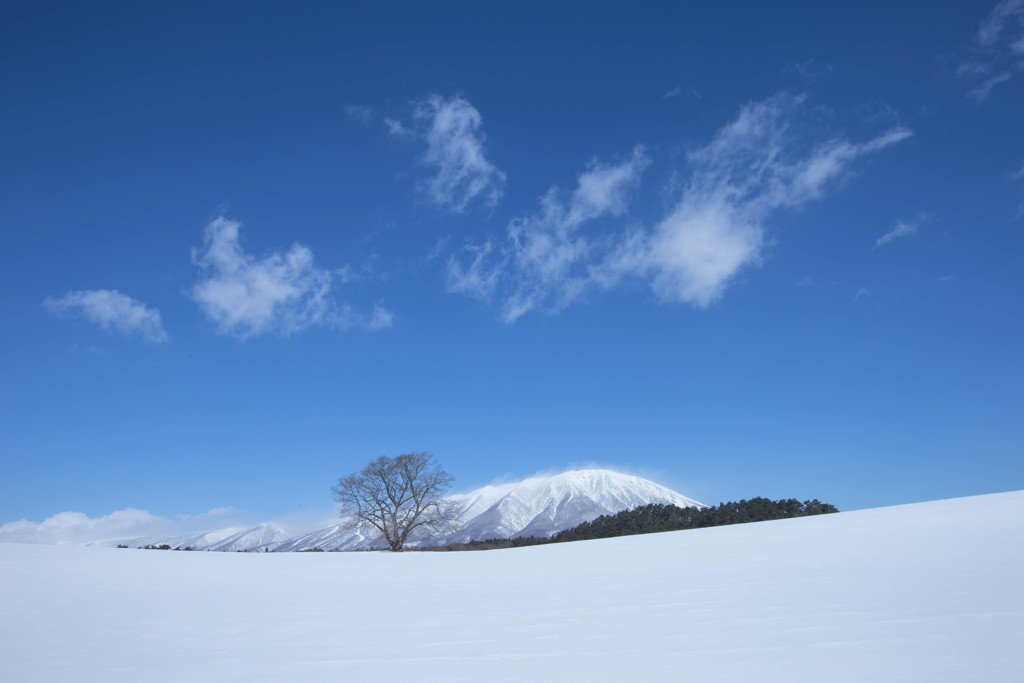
left=98, top=469, right=706, bottom=552
left=2, top=490, right=1022, bottom=682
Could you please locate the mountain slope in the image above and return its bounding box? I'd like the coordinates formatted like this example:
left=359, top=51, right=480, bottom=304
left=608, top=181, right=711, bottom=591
left=443, top=469, right=705, bottom=543
left=208, top=523, right=292, bottom=552
left=273, top=523, right=375, bottom=552
left=89, top=526, right=247, bottom=550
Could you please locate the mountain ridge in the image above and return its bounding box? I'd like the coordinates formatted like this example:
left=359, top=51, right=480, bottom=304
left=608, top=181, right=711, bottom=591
left=95, top=469, right=705, bottom=552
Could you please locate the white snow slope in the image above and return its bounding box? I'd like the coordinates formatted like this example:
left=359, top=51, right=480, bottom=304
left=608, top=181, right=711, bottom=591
left=2, top=490, right=1022, bottom=682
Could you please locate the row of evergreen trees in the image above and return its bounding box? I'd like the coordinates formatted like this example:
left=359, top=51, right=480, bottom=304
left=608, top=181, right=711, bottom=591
left=553, top=498, right=838, bottom=543
left=425, top=497, right=838, bottom=551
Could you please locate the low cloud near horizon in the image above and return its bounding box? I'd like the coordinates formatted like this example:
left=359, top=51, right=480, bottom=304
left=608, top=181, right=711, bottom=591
left=0, top=506, right=245, bottom=546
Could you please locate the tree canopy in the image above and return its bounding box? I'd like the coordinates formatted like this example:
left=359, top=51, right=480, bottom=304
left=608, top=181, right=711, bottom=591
left=332, top=452, right=460, bottom=552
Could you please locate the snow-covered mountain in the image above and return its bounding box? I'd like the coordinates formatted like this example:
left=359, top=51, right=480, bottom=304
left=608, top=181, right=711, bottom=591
left=443, top=469, right=704, bottom=544
left=281, top=469, right=704, bottom=551
left=98, top=469, right=704, bottom=552
left=168, top=527, right=248, bottom=550
left=91, top=526, right=247, bottom=551
left=273, top=523, right=374, bottom=553
left=95, top=523, right=290, bottom=552
left=207, top=523, right=292, bottom=552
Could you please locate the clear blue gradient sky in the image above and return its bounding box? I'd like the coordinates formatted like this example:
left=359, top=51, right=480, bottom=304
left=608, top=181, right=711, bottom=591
left=2, top=2, right=1022, bottom=538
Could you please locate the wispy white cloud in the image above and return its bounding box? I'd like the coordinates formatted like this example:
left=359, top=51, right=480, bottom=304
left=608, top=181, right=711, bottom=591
left=344, top=104, right=375, bottom=124
left=361, top=307, right=396, bottom=332
left=969, top=71, right=1013, bottom=102
left=383, top=117, right=415, bottom=141
left=620, top=94, right=910, bottom=307
left=393, top=95, right=506, bottom=213
left=177, top=507, right=238, bottom=522
left=979, top=0, right=1024, bottom=46
left=782, top=58, right=835, bottom=84
left=445, top=93, right=910, bottom=319
left=446, top=240, right=505, bottom=300
left=959, top=0, right=1024, bottom=101
left=1012, top=163, right=1024, bottom=219
left=876, top=216, right=927, bottom=248
left=636, top=195, right=765, bottom=307
left=661, top=85, right=702, bottom=100
left=191, top=216, right=393, bottom=339
left=854, top=287, right=871, bottom=301
left=447, top=147, right=650, bottom=322
left=70, top=344, right=104, bottom=355
left=44, top=289, right=169, bottom=343
left=336, top=256, right=388, bottom=285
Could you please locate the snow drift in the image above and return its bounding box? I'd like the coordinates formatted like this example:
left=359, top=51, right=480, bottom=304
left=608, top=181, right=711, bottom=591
left=2, top=490, right=1021, bottom=681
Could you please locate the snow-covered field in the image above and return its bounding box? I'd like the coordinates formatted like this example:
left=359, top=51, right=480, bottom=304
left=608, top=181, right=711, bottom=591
left=2, top=491, right=1022, bottom=682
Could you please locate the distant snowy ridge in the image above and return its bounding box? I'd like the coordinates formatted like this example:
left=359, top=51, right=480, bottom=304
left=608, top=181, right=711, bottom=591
left=90, top=523, right=291, bottom=552
left=91, top=526, right=247, bottom=551
left=207, top=523, right=292, bottom=552
left=273, top=523, right=377, bottom=553
left=94, top=469, right=704, bottom=552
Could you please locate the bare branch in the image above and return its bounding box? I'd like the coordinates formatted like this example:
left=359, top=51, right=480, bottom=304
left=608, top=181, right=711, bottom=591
left=332, top=452, right=460, bottom=551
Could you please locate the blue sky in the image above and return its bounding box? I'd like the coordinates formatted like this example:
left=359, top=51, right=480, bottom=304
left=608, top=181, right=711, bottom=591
left=2, top=1, right=1023, bottom=542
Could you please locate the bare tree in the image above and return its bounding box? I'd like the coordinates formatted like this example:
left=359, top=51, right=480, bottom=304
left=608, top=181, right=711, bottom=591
left=332, top=452, right=461, bottom=552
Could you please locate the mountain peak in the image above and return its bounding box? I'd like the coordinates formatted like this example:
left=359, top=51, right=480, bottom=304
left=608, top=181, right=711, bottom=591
left=441, top=468, right=704, bottom=544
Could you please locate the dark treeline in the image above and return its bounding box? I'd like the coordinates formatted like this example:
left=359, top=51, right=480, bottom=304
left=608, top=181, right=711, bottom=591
left=421, top=536, right=556, bottom=552
left=420, top=497, right=838, bottom=552
left=554, top=498, right=838, bottom=543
